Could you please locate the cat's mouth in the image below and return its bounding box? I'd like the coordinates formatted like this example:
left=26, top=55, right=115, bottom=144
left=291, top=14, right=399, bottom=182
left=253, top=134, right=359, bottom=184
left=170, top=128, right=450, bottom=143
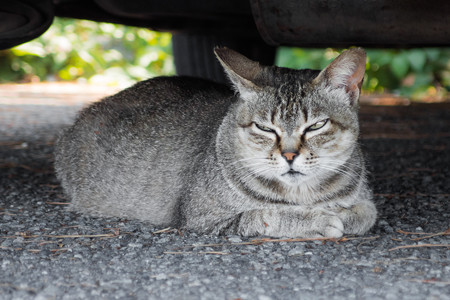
left=282, top=169, right=305, bottom=177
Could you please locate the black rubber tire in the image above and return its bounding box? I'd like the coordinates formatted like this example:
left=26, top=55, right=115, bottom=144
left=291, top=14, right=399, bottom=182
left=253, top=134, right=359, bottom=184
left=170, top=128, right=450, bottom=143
left=172, top=33, right=276, bottom=85
left=0, top=0, right=54, bottom=50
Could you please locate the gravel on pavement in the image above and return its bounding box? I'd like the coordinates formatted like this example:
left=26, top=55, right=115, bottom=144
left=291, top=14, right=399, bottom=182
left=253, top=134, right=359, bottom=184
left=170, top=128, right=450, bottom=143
left=1, top=84, right=449, bottom=299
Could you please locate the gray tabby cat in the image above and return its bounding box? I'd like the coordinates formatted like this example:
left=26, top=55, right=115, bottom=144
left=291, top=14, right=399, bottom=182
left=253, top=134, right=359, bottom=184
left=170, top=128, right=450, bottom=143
left=55, top=47, right=377, bottom=238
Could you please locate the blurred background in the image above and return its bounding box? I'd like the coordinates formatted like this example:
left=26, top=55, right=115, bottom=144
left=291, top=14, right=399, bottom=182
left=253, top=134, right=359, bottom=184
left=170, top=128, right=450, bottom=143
left=0, top=17, right=449, bottom=103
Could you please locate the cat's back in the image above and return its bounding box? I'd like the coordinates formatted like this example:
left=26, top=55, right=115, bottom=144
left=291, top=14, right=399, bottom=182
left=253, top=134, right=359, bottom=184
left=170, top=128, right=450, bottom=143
left=57, top=76, right=235, bottom=166
left=54, top=76, right=234, bottom=222
left=104, top=76, right=232, bottom=108
left=78, top=76, right=233, bottom=129
left=63, top=76, right=234, bottom=153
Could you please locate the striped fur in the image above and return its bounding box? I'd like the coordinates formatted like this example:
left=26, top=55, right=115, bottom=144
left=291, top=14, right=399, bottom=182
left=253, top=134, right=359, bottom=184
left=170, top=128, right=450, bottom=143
left=55, top=48, right=376, bottom=238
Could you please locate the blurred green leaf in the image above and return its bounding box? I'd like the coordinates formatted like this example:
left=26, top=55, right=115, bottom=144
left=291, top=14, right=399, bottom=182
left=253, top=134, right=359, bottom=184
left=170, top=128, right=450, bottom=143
left=407, top=50, right=427, bottom=72
left=413, top=72, right=433, bottom=87
left=391, top=53, right=409, bottom=79
left=425, top=48, right=440, bottom=61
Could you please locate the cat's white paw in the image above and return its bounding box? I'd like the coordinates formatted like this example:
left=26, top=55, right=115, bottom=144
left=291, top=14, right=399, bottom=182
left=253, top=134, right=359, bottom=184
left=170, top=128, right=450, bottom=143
left=322, top=215, right=344, bottom=238
left=311, top=212, right=344, bottom=238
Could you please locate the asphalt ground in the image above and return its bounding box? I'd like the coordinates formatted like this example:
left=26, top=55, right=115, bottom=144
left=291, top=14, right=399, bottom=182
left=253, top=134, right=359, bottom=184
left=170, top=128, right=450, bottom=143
left=0, top=83, right=449, bottom=299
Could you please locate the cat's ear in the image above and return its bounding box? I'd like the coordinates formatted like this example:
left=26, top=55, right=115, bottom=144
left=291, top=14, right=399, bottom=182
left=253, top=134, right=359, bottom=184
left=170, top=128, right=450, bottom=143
left=314, top=48, right=366, bottom=106
left=214, top=47, right=264, bottom=99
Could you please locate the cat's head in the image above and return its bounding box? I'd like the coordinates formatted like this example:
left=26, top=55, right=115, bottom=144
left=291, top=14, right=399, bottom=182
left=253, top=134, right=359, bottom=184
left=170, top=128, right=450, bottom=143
left=215, top=47, right=366, bottom=191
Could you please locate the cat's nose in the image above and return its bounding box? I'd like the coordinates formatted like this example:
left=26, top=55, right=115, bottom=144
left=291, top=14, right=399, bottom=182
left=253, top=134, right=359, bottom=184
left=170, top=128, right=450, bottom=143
left=281, top=151, right=298, bottom=163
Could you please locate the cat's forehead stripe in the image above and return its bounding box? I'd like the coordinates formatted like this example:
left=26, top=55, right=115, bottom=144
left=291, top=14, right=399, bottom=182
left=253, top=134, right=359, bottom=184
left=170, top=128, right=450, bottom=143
left=301, top=105, right=308, bottom=124
left=271, top=82, right=309, bottom=133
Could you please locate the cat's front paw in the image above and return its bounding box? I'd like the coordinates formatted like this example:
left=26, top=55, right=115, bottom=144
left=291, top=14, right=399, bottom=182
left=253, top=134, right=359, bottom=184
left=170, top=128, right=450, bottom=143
left=309, top=211, right=344, bottom=238
left=332, top=201, right=377, bottom=235
left=322, top=215, right=344, bottom=238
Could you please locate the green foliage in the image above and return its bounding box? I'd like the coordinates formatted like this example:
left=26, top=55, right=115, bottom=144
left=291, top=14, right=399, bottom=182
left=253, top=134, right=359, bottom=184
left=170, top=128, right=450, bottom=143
left=1, top=17, right=448, bottom=101
left=0, top=17, right=174, bottom=87
left=276, top=47, right=449, bottom=101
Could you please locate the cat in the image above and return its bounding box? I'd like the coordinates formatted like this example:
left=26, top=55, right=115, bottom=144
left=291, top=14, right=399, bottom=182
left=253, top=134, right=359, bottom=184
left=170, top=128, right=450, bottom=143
left=54, top=47, right=377, bottom=238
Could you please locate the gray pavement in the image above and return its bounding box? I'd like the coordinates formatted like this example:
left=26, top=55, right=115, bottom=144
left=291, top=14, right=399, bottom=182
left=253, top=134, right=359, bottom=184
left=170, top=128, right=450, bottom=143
left=0, top=85, right=449, bottom=299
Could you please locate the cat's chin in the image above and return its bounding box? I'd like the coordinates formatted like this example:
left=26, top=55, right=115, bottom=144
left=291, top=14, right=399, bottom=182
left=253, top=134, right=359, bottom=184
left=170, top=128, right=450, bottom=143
left=279, top=170, right=308, bottom=185
left=282, top=170, right=306, bottom=177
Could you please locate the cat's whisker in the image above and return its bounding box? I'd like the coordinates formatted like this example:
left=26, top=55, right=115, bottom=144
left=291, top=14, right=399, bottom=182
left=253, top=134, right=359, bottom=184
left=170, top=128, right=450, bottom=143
left=324, top=166, right=362, bottom=179
left=320, top=160, right=363, bottom=173
left=228, top=157, right=269, bottom=166
left=317, top=165, right=359, bottom=182
left=321, top=165, right=360, bottom=175
left=318, top=170, right=356, bottom=184
left=232, top=162, right=273, bottom=172
left=319, top=158, right=362, bottom=169
left=318, top=163, right=359, bottom=175
left=240, top=166, right=276, bottom=182
left=240, top=169, right=272, bottom=182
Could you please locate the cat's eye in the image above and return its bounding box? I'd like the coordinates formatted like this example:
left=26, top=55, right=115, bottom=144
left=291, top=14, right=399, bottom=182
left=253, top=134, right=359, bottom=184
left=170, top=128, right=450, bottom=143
left=307, top=119, right=329, bottom=131
left=255, top=123, right=275, bottom=133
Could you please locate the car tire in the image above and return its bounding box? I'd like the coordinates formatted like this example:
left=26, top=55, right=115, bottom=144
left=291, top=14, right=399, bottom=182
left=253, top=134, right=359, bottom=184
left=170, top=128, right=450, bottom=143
left=172, top=33, right=276, bottom=85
